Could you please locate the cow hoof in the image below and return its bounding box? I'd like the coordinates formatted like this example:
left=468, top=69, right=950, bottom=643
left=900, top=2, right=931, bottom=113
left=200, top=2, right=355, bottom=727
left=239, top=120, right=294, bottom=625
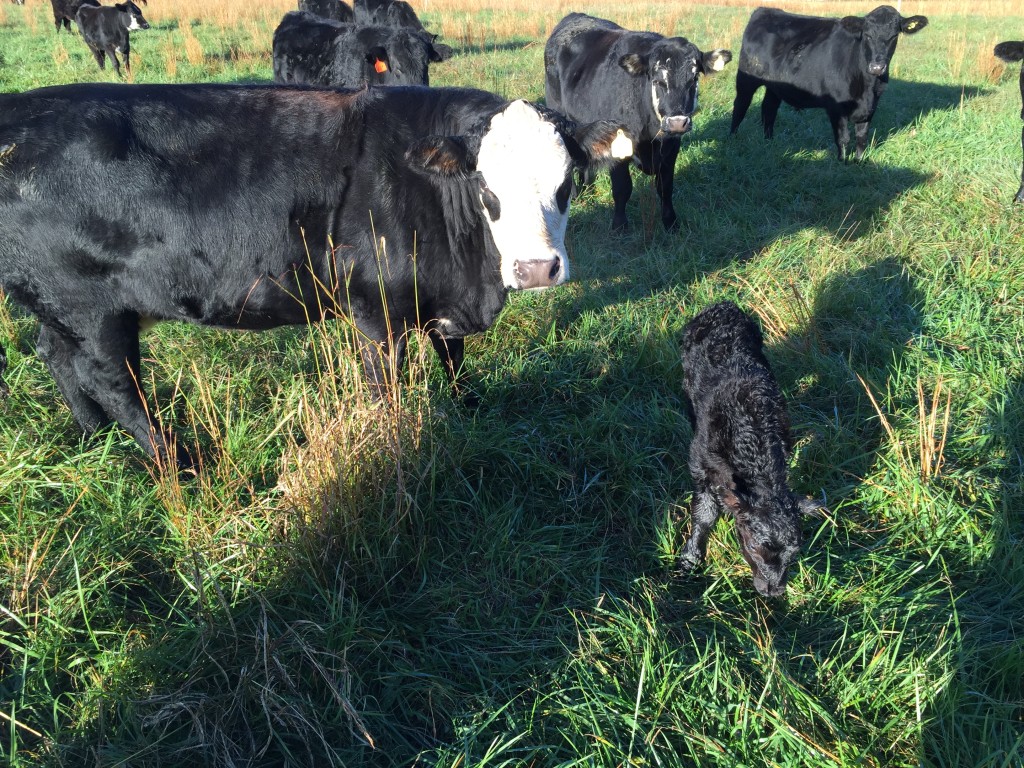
left=1014, top=187, right=1024, bottom=204
left=676, top=551, right=703, bottom=575
left=611, top=220, right=630, bottom=235
left=663, top=217, right=680, bottom=233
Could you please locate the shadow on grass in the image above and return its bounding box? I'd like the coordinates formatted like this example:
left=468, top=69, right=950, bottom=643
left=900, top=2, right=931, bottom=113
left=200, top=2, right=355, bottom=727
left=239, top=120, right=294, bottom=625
left=448, top=39, right=535, bottom=57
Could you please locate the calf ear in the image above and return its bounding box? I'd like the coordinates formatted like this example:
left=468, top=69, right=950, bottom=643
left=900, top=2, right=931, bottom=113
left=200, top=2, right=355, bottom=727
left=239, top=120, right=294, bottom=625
left=839, top=16, right=864, bottom=37
left=900, top=15, right=928, bottom=34
left=574, top=121, right=633, bottom=166
left=405, top=136, right=475, bottom=177
left=701, top=48, right=732, bottom=74
left=994, top=41, right=1024, bottom=62
left=619, top=53, right=648, bottom=76
left=430, top=42, right=453, bottom=63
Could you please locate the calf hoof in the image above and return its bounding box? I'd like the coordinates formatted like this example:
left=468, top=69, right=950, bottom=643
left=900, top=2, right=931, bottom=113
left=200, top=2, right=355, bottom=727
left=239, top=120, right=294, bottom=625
left=676, top=550, right=703, bottom=575
left=1014, top=186, right=1024, bottom=204
left=611, top=219, right=630, bottom=235
left=663, top=216, right=680, bottom=233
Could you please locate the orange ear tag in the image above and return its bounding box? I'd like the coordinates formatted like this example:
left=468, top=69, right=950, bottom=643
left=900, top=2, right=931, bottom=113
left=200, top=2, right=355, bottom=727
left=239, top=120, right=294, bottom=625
left=374, top=58, right=389, bottom=73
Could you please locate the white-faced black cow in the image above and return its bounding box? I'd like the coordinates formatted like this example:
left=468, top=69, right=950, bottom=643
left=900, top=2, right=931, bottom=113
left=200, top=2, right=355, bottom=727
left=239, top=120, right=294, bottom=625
left=731, top=5, right=928, bottom=161
left=50, top=0, right=99, bottom=33
left=354, top=0, right=427, bottom=34
left=273, top=11, right=451, bottom=88
left=994, top=41, right=1024, bottom=203
left=544, top=13, right=731, bottom=232
left=75, top=1, right=150, bottom=78
left=298, top=0, right=353, bottom=23
left=0, top=84, right=632, bottom=467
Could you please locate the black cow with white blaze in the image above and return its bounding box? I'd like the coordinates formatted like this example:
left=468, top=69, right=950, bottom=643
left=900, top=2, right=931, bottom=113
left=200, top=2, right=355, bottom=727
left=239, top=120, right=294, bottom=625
left=75, top=0, right=150, bottom=77
left=0, top=84, right=631, bottom=467
left=544, top=13, right=732, bottom=232
left=298, top=0, right=353, bottom=23
left=731, top=5, right=927, bottom=161
left=994, top=41, right=1024, bottom=203
left=273, top=11, right=451, bottom=88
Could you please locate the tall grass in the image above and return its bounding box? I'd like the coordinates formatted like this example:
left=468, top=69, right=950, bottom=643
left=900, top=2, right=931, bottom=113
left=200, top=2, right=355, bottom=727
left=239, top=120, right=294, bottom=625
left=2, top=1, right=1024, bottom=767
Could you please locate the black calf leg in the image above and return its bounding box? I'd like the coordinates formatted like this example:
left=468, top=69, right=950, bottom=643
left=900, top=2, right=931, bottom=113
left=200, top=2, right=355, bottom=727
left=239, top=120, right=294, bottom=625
left=829, top=112, right=850, bottom=161
left=36, top=324, right=111, bottom=434
left=678, top=488, right=722, bottom=572
left=0, top=341, right=8, bottom=398
left=854, top=120, right=871, bottom=161
left=609, top=160, right=633, bottom=232
left=1016, top=125, right=1024, bottom=203
left=654, top=138, right=681, bottom=231
left=731, top=71, right=758, bottom=134
left=761, top=89, right=782, bottom=139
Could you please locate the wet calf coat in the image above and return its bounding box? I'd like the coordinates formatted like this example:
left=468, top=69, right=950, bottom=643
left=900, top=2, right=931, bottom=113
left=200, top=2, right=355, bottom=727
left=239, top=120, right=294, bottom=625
left=0, top=84, right=630, bottom=466
left=273, top=11, right=450, bottom=88
left=731, top=5, right=927, bottom=161
left=544, top=12, right=731, bottom=232
left=994, top=41, right=1024, bottom=203
left=678, top=302, right=823, bottom=597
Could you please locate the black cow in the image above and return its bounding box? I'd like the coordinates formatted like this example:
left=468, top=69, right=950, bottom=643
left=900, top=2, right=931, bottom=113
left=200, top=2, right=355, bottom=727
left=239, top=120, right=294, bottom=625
left=298, top=0, right=353, bottom=23
left=50, top=0, right=99, bottom=34
left=0, top=84, right=632, bottom=467
left=354, top=0, right=427, bottom=35
left=273, top=11, right=451, bottom=88
left=544, top=13, right=732, bottom=232
left=731, top=5, right=928, bottom=161
left=995, top=41, right=1024, bottom=203
left=75, top=1, right=150, bottom=77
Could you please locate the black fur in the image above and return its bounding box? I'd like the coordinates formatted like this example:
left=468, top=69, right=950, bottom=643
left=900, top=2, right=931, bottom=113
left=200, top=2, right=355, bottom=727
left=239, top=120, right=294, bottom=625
left=49, top=0, right=99, bottom=34
left=994, top=41, right=1024, bottom=203
left=75, top=1, right=149, bottom=78
left=678, top=301, right=823, bottom=597
left=298, top=0, right=353, bottom=23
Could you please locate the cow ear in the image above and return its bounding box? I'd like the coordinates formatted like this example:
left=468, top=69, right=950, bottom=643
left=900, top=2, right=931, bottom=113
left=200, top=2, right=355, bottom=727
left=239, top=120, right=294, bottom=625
left=900, top=15, right=928, bottom=34
left=619, top=53, right=647, bottom=76
left=574, top=121, right=633, bottom=167
left=405, top=136, right=475, bottom=177
left=700, top=48, right=732, bottom=74
left=995, top=41, right=1024, bottom=63
left=430, top=42, right=453, bottom=63
left=839, top=16, right=864, bottom=37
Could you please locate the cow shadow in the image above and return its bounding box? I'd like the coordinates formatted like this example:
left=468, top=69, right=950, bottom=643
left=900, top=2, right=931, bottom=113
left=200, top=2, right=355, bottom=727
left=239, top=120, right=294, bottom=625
left=447, top=40, right=534, bottom=57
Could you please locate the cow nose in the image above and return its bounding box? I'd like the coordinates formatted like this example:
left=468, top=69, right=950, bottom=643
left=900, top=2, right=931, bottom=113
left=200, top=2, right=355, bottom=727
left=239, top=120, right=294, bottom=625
left=514, top=256, right=563, bottom=290
left=660, top=115, right=692, bottom=134
left=868, top=62, right=887, bottom=76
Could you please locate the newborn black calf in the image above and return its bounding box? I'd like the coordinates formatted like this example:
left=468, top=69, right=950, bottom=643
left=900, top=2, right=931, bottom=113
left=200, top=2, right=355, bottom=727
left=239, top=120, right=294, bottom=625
left=678, top=301, right=821, bottom=597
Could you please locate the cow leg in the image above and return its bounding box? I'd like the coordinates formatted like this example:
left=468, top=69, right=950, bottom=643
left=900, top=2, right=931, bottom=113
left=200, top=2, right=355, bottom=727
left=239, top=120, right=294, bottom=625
left=829, top=112, right=850, bottom=161
left=653, top=139, right=680, bottom=232
left=123, top=42, right=131, bottom=75
left=609, top=160, right=632, bottom=232
left=357, top=325, right=407, bottom=399
left=92, top=48, right=106, bottom=70
left=731, top=71, right=759, bottom=134
left=71, top=314, right=182, bottom=465
left=428, top=331, right=464, bottom=386
left=108, top=47, right=122, bottom=77
left=36, top=325, right=111, bottom=435
left=853, top=120, right=871, bottom=161
left=678, top=487, right=721, bottom=573
left=1016, top=125, right=1024, bottom=203
left=760, top=88, right=782, bottom=139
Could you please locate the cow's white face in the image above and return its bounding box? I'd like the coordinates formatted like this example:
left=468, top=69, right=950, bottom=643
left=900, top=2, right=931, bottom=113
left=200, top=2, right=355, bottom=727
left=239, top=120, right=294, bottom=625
left=475, top=100, right=572, bottom=291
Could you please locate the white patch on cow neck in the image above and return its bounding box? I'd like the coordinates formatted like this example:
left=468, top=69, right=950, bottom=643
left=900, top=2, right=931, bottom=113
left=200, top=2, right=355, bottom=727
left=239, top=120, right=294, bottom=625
left=475, top=100, right=572, bottom=290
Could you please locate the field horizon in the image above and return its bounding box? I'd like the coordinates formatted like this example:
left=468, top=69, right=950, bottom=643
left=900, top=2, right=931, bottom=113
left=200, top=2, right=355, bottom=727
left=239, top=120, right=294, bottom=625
left=1, top=1, right=1023, bottom=766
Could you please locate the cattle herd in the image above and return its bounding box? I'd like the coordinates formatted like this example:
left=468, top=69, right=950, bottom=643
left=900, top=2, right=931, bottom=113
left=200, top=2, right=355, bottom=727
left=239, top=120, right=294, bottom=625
left=0, top=2, right=1022, bottom=594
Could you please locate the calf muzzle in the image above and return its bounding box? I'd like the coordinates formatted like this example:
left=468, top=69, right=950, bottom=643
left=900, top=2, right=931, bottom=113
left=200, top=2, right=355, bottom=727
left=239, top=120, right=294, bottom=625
left=660, top=115, right=692, bottom=134
left=867, top=61, right=887, bottom=76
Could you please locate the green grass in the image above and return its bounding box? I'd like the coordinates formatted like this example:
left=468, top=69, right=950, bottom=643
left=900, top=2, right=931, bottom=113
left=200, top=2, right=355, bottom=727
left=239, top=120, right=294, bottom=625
left=2, top=1, right=1024, bottom=766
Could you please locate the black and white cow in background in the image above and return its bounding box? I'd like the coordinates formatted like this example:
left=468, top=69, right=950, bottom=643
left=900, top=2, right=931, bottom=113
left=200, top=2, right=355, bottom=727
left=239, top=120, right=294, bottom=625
left=355, top=0, right=428, bottom=35
left=273, top=11, right=451, bottom=88
left=50, top=0, right=99, bottom=33
left=75, top=0, right=150, bottom=77
left=544, top=13, right=731, bottom=232
left=298, top=0, right=353, bottom=23
left=0, top=84, right=632, bottom=467
left=730, top=5, right=928, bottom=161
left=994, top=41, right=1024, bottom=203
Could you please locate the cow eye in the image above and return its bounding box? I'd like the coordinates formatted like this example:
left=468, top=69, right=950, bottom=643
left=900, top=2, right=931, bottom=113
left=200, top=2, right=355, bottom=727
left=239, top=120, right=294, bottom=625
left=555, top=175, right=574, bottom=213
left=653, top=79, right=667, bottom=89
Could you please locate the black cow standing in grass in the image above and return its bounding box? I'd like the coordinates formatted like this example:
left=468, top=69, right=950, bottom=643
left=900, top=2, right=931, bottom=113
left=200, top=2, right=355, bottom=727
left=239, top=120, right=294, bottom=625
left=298, top=0, right=353, bottom=23
left=678, top=301, right=825, bottom=597
left=75, top=1, right=150, bottom=77
left=50, top=0, right=99, bottom=33
left=544, top=13, right=731, bottom=232
left=273, top=11, right=451, bottom=87
left=0, top=83, right=632, bottom=467
left=731, top=5, right=927, bottom=161
left=995, top=41, right=1024, bottom=203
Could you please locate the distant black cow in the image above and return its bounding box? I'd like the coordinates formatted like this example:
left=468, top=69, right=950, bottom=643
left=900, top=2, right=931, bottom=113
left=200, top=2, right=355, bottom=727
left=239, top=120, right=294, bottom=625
left=545, top=13, right=731, bottom=232
left=995, top=41, right=1024, bottom=203
left=50, top=0, right=99, bottom=33
left=76, top=1, right=149, bottom=77
left=354, top=0, right=427, bottom=34
left=298, top=0, right=353, bottom=23
left=731, top=5, right=927, bottom=161
left=678, top=301, right=824, bottom=597
left=273, top=11, right=451, bottom=88
left=0, top=84, right=632, bottom=466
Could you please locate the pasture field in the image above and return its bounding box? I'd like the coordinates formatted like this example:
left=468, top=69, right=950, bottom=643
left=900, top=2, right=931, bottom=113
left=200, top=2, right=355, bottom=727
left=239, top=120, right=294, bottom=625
left=1, top=0, right=1023, bottom=765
